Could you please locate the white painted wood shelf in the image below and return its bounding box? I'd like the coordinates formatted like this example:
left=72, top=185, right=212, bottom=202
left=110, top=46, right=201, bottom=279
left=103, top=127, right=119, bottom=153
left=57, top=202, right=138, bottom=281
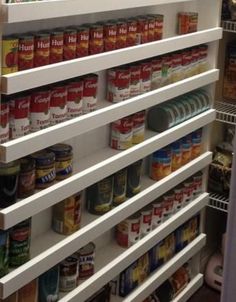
left=1, top=28, right=222, bottom=94
left=111, top=235, right=206, bottom=302
left=0, top=69, right=219, bottom=163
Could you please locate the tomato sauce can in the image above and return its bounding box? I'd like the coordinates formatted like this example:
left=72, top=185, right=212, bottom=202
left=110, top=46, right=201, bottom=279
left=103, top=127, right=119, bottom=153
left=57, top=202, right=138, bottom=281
left=107, top=67, right=131, bottom=103
left=130, top=64, right=141, bottom=97
left=162, top=191, right=175, bottom=221
left=182, top=134, right=192, bottom=165
left=110, top=116, right=133, bottom=150
left=18, top=34, right=34, bottom=70
left=193, top=171, right=203, bottom=197
left=116, top=20, right=127, bottom=49
left=86, top=176, right=114, bottom=215
left=140, top=205, right=153, bottom=237
left=151, top=57, right=162, bottom=90
left=38, top=266, right=59, bottom=302
left=132, top=111, right=145, bottom=144
left=171, top=140, right=182, bottom=171
left=140, top=61, right=152, bottom=93
left=0, top=230, right=9, bottom=278
left=18, top=157, right=36, bottom=199
left=9, top=94, right=30, bottom=139
left=9, top=219, right=31, bottom=267
left=2, top=36, right=18, bottom=75
left=183, top=178, right=194, bottom=205
left=136, top=16, right=148, bottom=44
left=63, top=28, right=77, bottom=60
left=0, top=96, right=10, bottom=144
left=127, top=159, right=143, bottom=197
left=104, top=21, right=117, bottom=52
left=173, top=186, right=184, bottom=213
left=67, top=78, right=83, bottom=118
left=150, top=147, right=172, bottom=181
left=152, top=200, right=163, bottom=229
left=50, top=30, right=64, bottom=64
left=113, top=168, right=127, bottom=206
left=191, top=128, right=202, bottom=159
left=154, top=14, right=164, bottom=40
left=77, top=242, right=95, bottom=279
left=34, top=32, right=50, bottom=67
left=127, top=19, right=137, bottom=47
left=30, top=88, right=51, bottom=132
left=76, top=26, right=89, bottom=58
left=50, top=84, right=68, bottom=125
left=83, top=73, right=98, bottom=114
left=116, top=213, right=140, bottom=247
left=59, top=255, right=79, bottom=292
left=89, top=24, right=104, bottom=55
left=18, top=279, right=38, bottom=302
left=147, top=16, right=155, bottom=42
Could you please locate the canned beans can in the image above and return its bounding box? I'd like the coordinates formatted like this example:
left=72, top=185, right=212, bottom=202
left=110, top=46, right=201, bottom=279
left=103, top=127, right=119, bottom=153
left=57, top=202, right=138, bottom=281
left=18, top=34, right=34, bottom=71
left=132, top=111, right=145, bottom=144
left=34, top=32, right=50, bottom=67
left=140, top=61, right=152, bottom=93
left=76, top=26, right=89, bottom=58
left=116, top=20, right=127, bottom=49
left=140, top=205, right=153, bottom=237
left=83, top=74, right=98, bottom=114
left=50, top=30, right=64, bottom=64
left=113, top=168, right=127, bottom=206
left=136, top=17, right=148, bottom=44
left=77, top=242, right=95, bottom=279
left=59, top=255, right=79, bottom=292
left=2, top=36, right=18, bottom=75
left=110, top=116, right=133, bottom=150
left=127, top=159, right=143, bottom=197
left=89, top=24, right=104, bottom=55
left=63, top=28, right=77, bottom=61
left=104, top=22, right=117, bottom=52
left=127, top=19, right=137, bottom=47
left=152, top=200, right=163, bottom=229
left=67, top=79, right=83, bottom=118
left=18, top=279, right=38, bottom=302
left=130, top=64, right=141, bottom=97
left=116, top=214, right=140, bottom=247
left=0, top=97, right=10, bottom=144
left=50, top=84, right=68, bottom=125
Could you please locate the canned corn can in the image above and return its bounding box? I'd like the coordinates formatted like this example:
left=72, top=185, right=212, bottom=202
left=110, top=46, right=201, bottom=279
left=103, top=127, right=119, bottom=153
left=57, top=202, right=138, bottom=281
left=2, top=36, right=18, bottom=75
left=18, top=34, right=34, bottom=70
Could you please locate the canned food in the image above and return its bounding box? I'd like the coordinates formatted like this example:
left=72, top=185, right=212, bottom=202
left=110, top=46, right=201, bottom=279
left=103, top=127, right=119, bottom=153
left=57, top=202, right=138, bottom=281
left=161, top=55, right=173, bottom=86
left=132, top=111, right=145, bottom=144
left=140, top=61, right=152, bottom=93
left=107, top=67, right=131, bottom=103
left=77, top=242, right=95, bottom=279
left=178, top=12, right=198, bottom=35
left=198, top=44, right=209, bottom=72
left=50, top=84, right=68, bottom=125
left=182, top=134, right=192, bottom=165
left=34, top=32, right=50, bottom=67
left=147, top=16, right=155, bottom=42
left=86, top=176, right=114, bottom=215
left=113, top=168, right=127, bottom=206
left=193, top=172, right=203, bottom=197
left=59, top=255, right=79, bottom=292
left=48, top=143, right=73, bottom=180
left=127, top=19, right=137, bottom=47
left=67, top=79, right=83, bottom=118
left=191, top=47, right=200, bottom=75
left=171, top=52, right=183, bottom=83
left=104, top=22, right=117, bottom=52
left=0, top=96, right=10, bottom=144
left=18, top=34, right=34, bottom=70
left=173, top=186, right=184, bottom=212
left=30, top=88, right=51, bottom=132
left=127, top=160, right=142, bottom=197
left=89, top=24, right=104, bottom=55
left=50, top=30, right=64, bottom=64
left=151, top=57, right=162, bottom=90
left=116, top=213, right=140, bottom=247
left=18, top=157, right=35, bottom=198
left=140, top=205, right=153, bottom=237
left=9, top=219, right=31, bottom=267
left=136, top=17, right=148, bottom=44
left=110, top=116, right=133, bottom=150
left=31, top=151, right=56, bottom=189
left=191, top=128, right=202, bottom=159
left=171, top=140, right=182, bottom=171
left=183, top=178, right=194, bottom=205
left=152, top=200, right=163, bottom=229
left=83, top=74, right=98, bottom=114
left=182, top=48, right=193, bottom=79
left=0, top=230, right=9, bottom=278
left=150, top=148, right=172, bottom=181
left=153, top=14, right=164, bottom=40
left=38, top=266, right=59, bottom=302
left=2, top=36, right=18, bottom=75
left=129, top=64, right=141, bottom=97
left=116, top=20, right=127, bottom=49
left=63, top=28, right=77, bottom=60
left=162, top=191, right=175, bottom=221
left=76, top=26, right=89, bottom=58
left=18, top=279, right=38, bottom=302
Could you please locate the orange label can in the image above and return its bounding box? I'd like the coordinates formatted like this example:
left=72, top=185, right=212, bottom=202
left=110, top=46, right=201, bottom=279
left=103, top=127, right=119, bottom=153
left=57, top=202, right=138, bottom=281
left=18, top=34, right=34, bottom=71
left=2, top=36, right=19, bottom=75
left=34, top=32, right=50, bottom=67
left=50, top=30, right=64, bottom=64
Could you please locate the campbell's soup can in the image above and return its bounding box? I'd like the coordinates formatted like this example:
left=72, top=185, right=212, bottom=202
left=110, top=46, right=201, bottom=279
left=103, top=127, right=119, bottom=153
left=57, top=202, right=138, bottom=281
left=110, top=116, right=133, bottom=150
left=77, top=242, right=95, bottom=279
left=50, top=84, right=68, bottom=125
left=162, top=191, right=175, bottom=221
left=183, top=178, right=194, bottom=206
left=116, top=20, right=127, bottom=49
left=0, top=96, right=10, bottom=144
left=104, top=21, right=117, bottom=52
left=30, top=88, right=51, bottom=132
left=152, top=200, right=163, bottom=229
left=83, top=74, right=98, bottom=114
left=140, top=205, right=153, bottom=237
left=113, top=168, right=127, bottom=206
left=132, top=111, right=145, bottom=144
left=67, top=78, right=83, bottom=118
left=107, top=67, right=131, bottom=103
left=136, top=16, right=148, bottom=44
left=50, top=30, right=64, bottom=64
left=193, top=171, right=203, bottom=197
left=34, top=32, right=50, bottom=67
left=127, top=159, right=143, bottom=197
left=2, top=36, right=18, bottom=75
left=130, top=64, right=141, bottom=97
left=140, top=61, right=152, bottom=93
left=116, top=213, right=141, bottom=248
left=10, top=94, right=30, bottom=139
left=59, top=255, right=79, bottom=292
left=18, top=279, right=38, bottom=302
left=18, top=34, right=34, bottom=71
left=89, top=24, right=104, bottom=55
left=38, top=266, right=59, bottom=302
left=63, top=28, right=77, bottom=61
left=173, top=186, right=184, bottom=213
left=151, top=57, right=162, bottom=89
left=127, top=19, right=137, bottom=47
left=76, top=26, right=89, bottom=58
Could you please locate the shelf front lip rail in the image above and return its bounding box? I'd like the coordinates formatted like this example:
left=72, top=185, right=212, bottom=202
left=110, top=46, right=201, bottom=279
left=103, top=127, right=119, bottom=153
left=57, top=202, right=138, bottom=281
left=1, top=28, right=222, bottom=94
left=215, top=101, right=236, bottom=125
left=0, top=69, right=219, bottom=164
left=0, top=193, right=208, bottom=300
left=1, top=0, right=202, bottom=23
left=0, top=110, right=215, bottom=230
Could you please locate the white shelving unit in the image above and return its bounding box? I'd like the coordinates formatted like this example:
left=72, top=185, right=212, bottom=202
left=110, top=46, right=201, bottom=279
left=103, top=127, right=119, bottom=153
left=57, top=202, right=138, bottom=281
left=0, top=0, right=222, bottom=301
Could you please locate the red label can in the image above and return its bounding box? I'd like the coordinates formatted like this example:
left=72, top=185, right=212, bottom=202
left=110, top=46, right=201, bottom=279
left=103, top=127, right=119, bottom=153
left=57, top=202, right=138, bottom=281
left=140, top=206, right=153, bottom=237
left=76, top=26, right=89, bottom=58
left=132, top=110, right=145, bottom=144
left=34, top=33, right=50, bottom=67
left=67, top=79, right=84, bottom=118
left=104, top=22, right=117, bottom=52
left=18, top=35, right=34, bottom=71
left=152, top=201, right=163, bottom=229
left=83, top=74, right=98, bottom=114
left=110, top=116, right=133, bottom=150
left=130, top=64, right=141, bottom=97
left=50, top=85, right=68, bottom=125
left=162, top=192, right=175, bottom=220
left=151, top=57, right=162, bottom=89
left=140, top=61, right=152, bottom=93
left=154, top=14, right=164, bottom=40
left=63, top=28, right=77, bottom=61
left=136, top=17, right=148, bottom=44
left=89, top=24, right=104, bottom=55
left=30, top=88, right=51, bottom=132
left=127, top=19, right=137, bottom=47
left=147, top=16, right=155, bottom=42
left=116, top=20, right=127, bottom=49
left=173, top=186, right=184, bottom=212
left=0, top=97, right=9, bottom=144
left=50, top=30, right=64, bottom=64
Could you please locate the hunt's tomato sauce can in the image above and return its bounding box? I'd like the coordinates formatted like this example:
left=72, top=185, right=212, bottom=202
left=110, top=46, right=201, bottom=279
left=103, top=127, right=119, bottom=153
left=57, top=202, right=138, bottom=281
left=147, top=16, right=155, bottom=42
left=104, top=21, right=117, bottom=52
left=89, top=24, right=104, bottom=55
left=50, top=30, right=64, bottom=64
left=76, top=26, right=89, bottom=58
left=140, top=61, right=152, bottom=93
left=127, top=19, right=137, bottom=47
left=2, top=36, right=19, bottom=75
left=83, top=74, right=98, bottom=114
left=67, top=79, right=83, bottom=118
left=0, top=97, right=9, bottom=144
left=50, top=84, right=68, bottom=125
left=110, top=116, right=133, bottom=150
left=107, top=67, right=131, bottom=102
left=116, top=20, right=127, bottom=49
left=153, top=14, right=164, bottom=40
left=30, top=88, right=51, bottom=132
left=63, top=28, right=77, bottom=60
left=18, top=34, right=34, bottom=71
left=130, top=64, right=141, bottom=97
left=136, top=16, right=148, bottom=44
left=34, top=32, right=50, bottom=67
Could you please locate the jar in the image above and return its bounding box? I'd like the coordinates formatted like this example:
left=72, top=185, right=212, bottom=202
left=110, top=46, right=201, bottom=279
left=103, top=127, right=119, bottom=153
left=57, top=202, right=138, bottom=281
left=48, top=144, right=73, bottom=180
left=18, top=157, right=36, bottom=198
left=77, top=242, right=96, bottom=279
left=31, top=151, right=56, bottom=189
left=0, top=160, right=20, bottom=208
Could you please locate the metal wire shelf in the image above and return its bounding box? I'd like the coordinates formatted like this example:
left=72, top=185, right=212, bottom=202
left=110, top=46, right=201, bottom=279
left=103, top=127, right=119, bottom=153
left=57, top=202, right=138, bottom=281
left=215, top=101, right=236, bottom=125
left=208, top=192, right=229, bottom=213
left=222, top=20, right=236, bottom=32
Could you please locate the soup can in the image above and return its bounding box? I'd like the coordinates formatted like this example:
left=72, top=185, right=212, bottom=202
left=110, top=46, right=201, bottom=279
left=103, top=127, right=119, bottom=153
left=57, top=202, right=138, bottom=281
left=104, top=22, right=117, bottom=52
left=0, top=96, right=10, bottom=144
left=193, top=171, right=203, bottom=197
left=113, top=168, right=127, bottom=206
left=77, top=242, right=96, bottom=279
left=140, top=61, right=152, bottom=93
left=50, top=84, right=68, bottom=125
left=183, top=178, right=194, bottom=206
left=116, top=213, right=140, bottom=248
left=18, top=279, right=38, bottom=302
left=83, top=74, right=98, bottom=114
left=38, top=265, right=59, bottom=302
left=127, top=19, right=137, bottom=47
left=162, top=191, right=175, bottom=221
left=59, top=255, right=79, bottom=292
left=0, top=230, right=9, bottom=278
left=89, top=24, right=104, bottom=55
left=127, top=160, right=143, bottom=197
left=151, top=57, right=162, bottom=90
left=152, top=200, right=163, bottom=229
left=67, top=78, right=83, bottom=119
left=130, top=64, right=141, bottom=97
left=110, top=116, right=133, bottom=150
left=173, top=186, right=184, bottom=212
left=116, top=20, right=127, bottom=49
left=140, top=205, right=153, bottom=237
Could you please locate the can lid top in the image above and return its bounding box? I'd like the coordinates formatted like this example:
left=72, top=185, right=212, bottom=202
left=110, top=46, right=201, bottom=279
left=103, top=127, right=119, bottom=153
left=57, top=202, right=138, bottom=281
left=78, top=242, right=95, bottom=255
left=48, top=144, right=73, bottom=157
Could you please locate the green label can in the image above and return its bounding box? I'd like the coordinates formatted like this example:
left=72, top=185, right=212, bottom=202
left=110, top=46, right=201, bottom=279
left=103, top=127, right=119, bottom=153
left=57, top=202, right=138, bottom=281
left=0, top=230, right=9, bottom=278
